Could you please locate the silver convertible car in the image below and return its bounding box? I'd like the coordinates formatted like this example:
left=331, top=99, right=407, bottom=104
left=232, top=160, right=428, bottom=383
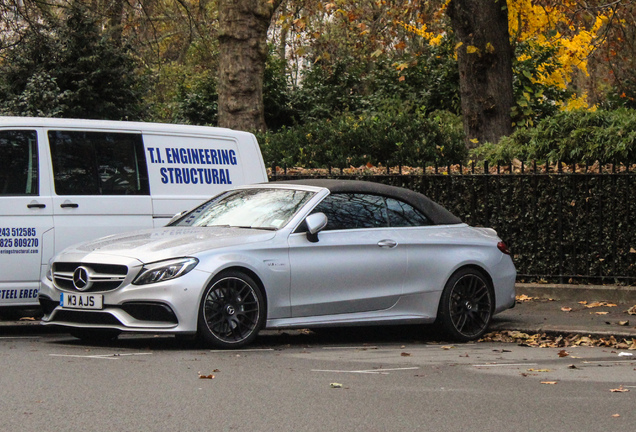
left=39, top=180, right=516, bottom=348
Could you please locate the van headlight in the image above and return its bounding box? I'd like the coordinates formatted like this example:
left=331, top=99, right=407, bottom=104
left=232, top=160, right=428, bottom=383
left=133, top=258, right=199, bottom=285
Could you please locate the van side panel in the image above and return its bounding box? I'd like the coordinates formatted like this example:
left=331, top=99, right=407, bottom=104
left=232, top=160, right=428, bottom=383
left=143, top=133, right=266, bottom=224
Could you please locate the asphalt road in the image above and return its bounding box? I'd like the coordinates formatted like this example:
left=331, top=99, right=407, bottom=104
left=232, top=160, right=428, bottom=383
left=2, top=328, right=634, bottom=432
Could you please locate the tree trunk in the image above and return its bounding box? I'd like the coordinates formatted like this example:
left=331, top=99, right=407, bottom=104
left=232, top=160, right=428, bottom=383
left=447, top=0, right=514, bottom=149
left=217, top=0, right=282, bottom=132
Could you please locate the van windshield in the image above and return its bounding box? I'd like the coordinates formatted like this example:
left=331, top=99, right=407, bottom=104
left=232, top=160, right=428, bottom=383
left=171, top=188, right=314, bottom=230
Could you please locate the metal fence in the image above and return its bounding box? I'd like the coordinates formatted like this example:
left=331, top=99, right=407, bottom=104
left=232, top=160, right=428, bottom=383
left=270, top=162, right=636, bottom=285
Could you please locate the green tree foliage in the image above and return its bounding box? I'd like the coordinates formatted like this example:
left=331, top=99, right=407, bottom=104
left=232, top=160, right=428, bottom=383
left=0, top=2, right=143, bottom=120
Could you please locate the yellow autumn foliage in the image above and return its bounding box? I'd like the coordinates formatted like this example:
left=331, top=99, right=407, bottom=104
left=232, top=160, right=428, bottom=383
left=508, top=0, right=607, bottom=100
left=398, top=0, right=610, bottom=111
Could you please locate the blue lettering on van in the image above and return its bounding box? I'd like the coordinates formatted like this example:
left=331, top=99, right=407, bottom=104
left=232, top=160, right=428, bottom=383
left=160, top=167, right=231, bottom=185
left=153, top=148, right=238, bottom=166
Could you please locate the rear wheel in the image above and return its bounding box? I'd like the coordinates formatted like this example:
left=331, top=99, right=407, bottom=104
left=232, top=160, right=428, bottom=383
left=437, top=268, right=494, bottom=341
left=198, top=271, right=265, bottom=349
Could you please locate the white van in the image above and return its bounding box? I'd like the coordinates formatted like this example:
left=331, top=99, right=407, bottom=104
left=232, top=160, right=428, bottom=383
left=0, top=117, right=267, bottom=308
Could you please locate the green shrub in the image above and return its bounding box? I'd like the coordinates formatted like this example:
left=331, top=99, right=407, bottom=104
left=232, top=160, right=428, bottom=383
left=256, top=109, right=466, bottom=168
left=472, top=108, right=636, bottom=164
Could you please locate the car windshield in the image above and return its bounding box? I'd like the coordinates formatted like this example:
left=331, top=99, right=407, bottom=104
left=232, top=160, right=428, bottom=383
left=172, top=188, right=315, bottom=230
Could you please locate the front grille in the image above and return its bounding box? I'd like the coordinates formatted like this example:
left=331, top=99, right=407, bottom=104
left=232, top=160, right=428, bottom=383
left=53, top=262, right=128, bottom=292
left=51, top=309, right=123, bottom=326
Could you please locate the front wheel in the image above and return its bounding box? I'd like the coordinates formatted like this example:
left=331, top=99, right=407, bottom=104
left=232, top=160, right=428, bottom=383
left=437, top=268, right=494, bottom=341
left=198, top=271, right=265, bottom=349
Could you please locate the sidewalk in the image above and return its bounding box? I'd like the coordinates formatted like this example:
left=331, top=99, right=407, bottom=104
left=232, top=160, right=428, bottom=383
left=490, top=283, right=636, bottom=338
left=2, top=284, right=636, bottom=338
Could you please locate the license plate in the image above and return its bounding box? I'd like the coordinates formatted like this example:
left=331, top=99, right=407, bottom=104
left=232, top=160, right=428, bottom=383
left=60, top=293, right=103, bottom=310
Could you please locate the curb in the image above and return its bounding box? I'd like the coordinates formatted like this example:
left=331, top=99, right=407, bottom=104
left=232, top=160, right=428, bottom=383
left=516, top=283, right=636, bottom=303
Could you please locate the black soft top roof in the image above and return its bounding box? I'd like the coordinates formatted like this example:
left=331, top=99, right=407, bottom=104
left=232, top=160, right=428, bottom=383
left=269, top=179, right=463, bottom=225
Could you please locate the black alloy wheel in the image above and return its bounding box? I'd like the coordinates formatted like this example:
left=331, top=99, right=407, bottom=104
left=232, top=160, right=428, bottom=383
left=437, top=268, right=494, bottom=341
left=198, top=271, right=265, bottom=349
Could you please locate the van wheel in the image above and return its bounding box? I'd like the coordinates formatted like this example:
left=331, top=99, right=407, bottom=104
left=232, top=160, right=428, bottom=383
left=70, top=328, right=121, bottom=343
left=198, top=271, right=265, bottom=349
left=437, top=268, right=494, bottom=342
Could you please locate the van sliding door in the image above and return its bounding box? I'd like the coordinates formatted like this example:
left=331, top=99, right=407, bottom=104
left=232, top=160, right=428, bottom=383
left=48, top=130, right=152, bottom=254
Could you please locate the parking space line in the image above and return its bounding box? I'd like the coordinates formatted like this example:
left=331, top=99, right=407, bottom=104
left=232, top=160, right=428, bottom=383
left=312, top=367, right=419, bottom=375
left=50, top=353, right=153, bottom=360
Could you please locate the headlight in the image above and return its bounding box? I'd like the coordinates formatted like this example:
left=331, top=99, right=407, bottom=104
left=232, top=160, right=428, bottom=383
left=133, top=257, right=199, bottom=285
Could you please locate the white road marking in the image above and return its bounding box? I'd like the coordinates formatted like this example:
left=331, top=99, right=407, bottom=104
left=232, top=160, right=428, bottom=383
left=50, top=353, right=153, bottom=360
left=312, top=367, right=420, bottom=375
left=472, top=363, right=538, bottom=367
left=209, top=348, right=275, bottom=353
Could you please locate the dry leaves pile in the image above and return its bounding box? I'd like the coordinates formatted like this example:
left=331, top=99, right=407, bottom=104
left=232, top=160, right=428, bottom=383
left=269, top=162, right=636, bottom=177
left=481, top=331, right=636, bottom=350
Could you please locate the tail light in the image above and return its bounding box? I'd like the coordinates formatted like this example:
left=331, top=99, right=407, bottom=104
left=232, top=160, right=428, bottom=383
left=497, top=241, right=511, bottom=255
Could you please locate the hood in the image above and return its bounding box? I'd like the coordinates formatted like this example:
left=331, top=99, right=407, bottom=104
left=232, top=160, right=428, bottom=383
left=65, top=226, right=277, bottom=262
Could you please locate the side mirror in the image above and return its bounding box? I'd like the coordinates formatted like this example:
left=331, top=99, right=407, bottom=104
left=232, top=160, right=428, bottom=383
left=305, top=212, right=327, bottom=243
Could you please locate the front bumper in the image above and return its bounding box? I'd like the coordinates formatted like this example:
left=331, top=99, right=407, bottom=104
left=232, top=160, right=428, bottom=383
left=39, top=268, right=211, bottom=334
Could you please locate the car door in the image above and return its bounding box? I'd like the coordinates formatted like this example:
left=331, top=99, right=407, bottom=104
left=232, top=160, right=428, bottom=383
left=47, top=130, right=153, bottom=254
left=0, top=129, right=54, bottom=306
left=288, top=193, right=407, bottom=317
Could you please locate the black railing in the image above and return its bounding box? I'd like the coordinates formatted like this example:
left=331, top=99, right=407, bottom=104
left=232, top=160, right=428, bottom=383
left=269, top=162, right=636, bottom=285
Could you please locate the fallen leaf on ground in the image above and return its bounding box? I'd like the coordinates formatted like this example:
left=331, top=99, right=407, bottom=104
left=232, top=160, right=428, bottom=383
left=561, top=307, right=572, bottom=312
left=541, top=381, right=558, bottom=385
left=610, top=386, right=629, bottom=393
left=441, top=345, right=455, bottom=350
left=578, top=301, right=588, bottom=305
left=330, top=383, right=343, bottom=389
left=401, top=352, right=411, bottom=357
left=516, top=294, right=537, bottom=302
left=198, top=374, right=215, bottom=379
left=585, top=301, right=617, bottom=308
left=595, top=311, right=609, bottom=315
left=528, top=368, right=551, bottom=372
left=618, top=321, right=629, bottom=326
left=612, top=414, right=621, bottom=418
left=558, top=350, right=569, bottom=357
left=627, top=305, right=636, bottom=315
left=568, top=364, right=578, bottom=369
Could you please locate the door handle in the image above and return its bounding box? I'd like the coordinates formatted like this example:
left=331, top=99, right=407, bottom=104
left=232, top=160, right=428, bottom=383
left=60, top=203, right=79, bottom=209
left=27, top=203, right=46, bottom=209
left=377, top=239, right=398, bottom=248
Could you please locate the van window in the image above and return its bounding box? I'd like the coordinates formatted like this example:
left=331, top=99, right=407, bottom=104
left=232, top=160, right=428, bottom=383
left=0, top=130, right=38, bottom=196
left=49, top=131, right=150, bottom=195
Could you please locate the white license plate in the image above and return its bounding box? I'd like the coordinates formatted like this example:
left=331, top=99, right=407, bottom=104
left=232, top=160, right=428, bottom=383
left=60, top=293, right=103, bottom=310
